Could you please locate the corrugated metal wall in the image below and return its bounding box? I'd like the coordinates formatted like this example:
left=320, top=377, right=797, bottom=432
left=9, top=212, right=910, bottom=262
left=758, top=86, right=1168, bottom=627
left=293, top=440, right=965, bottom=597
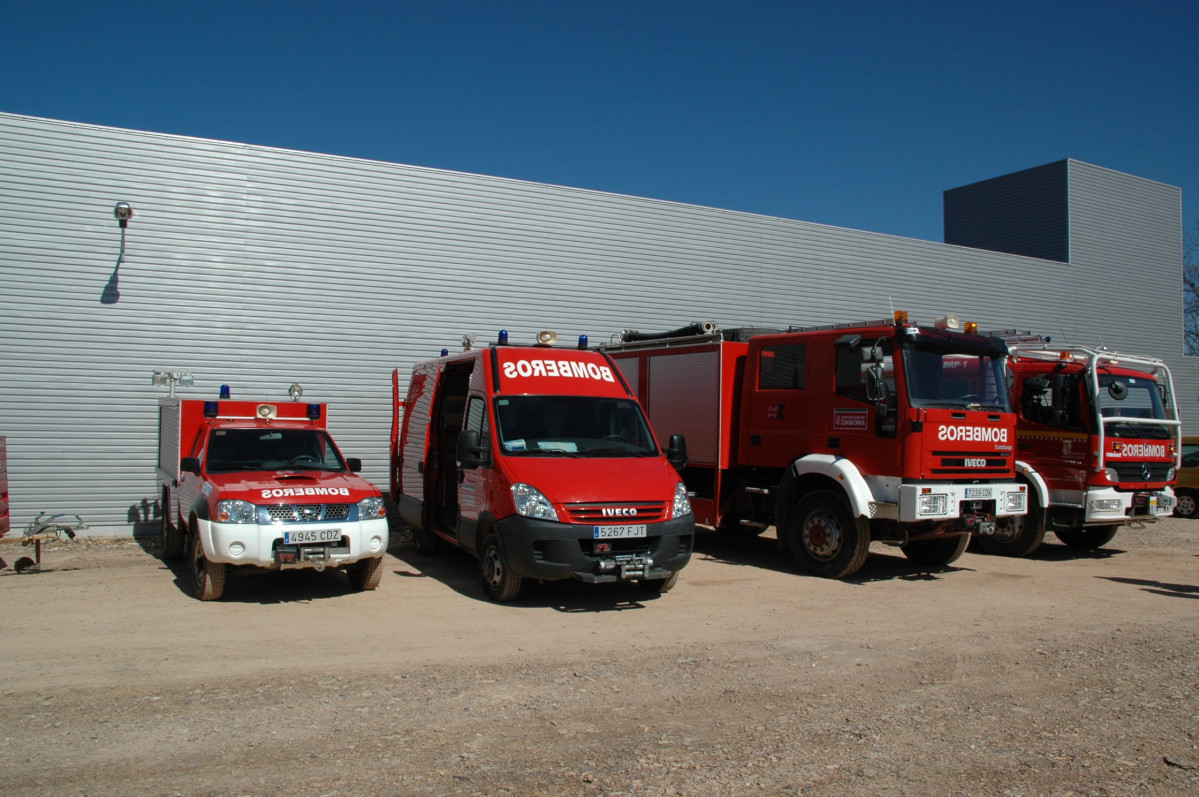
left=0, top=113, right=1193, bottom=533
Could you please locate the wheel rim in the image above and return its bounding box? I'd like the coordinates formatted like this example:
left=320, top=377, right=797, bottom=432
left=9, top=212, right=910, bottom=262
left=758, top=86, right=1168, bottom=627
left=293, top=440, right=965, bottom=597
left=802, top=511, right=843, bottom=560
left=1178, top=494, right=1196, bottom=516
left=481, top=546, right=505, bottom=589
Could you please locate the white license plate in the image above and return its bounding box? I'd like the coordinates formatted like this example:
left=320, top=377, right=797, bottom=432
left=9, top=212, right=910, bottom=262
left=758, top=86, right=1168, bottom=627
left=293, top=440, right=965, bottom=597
left=964, top=487, right=993, bottom=499
left=283, top=528, right=342, bottom=544
left=593, top=524, right=646, bottom=539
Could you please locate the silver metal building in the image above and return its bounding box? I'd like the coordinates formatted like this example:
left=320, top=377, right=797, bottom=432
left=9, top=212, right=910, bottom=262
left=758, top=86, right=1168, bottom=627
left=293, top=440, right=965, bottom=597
left=0, top=112, right=1190, bottom=534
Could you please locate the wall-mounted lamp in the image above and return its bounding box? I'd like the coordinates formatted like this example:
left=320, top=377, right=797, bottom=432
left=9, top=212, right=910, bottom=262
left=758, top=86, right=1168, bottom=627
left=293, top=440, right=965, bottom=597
left=113, top=202, right=134, bottom=262
left=152, top=370, right=195, bottom=397
left=113, top=202, right=133, bottom=228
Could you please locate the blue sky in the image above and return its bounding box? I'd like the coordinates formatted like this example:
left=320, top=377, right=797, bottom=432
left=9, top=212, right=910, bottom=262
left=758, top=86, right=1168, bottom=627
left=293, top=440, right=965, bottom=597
left=3, top=1, right=1196, bottom=244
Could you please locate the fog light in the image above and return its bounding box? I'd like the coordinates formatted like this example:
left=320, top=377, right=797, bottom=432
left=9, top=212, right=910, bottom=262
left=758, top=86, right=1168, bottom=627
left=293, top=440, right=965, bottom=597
left=917, top=494, right=948, bottom=515
left=369, top=535, right=385, bottom=552
left=1091, top=498, right=1122, bottom=512
left=1005, top=492, right=1026, bottom=513
left=228, top=542, right=245, bottom=557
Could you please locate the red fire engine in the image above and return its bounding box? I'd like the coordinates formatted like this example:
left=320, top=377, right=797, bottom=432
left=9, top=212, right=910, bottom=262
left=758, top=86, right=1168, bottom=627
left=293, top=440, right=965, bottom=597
left=603, top=314, right=1028, bottom=579
left=974, top=335, right=1181, bottom=556
left=391, top=330, right=694, bottom=602
left=158, top=388, right=389, bottom=600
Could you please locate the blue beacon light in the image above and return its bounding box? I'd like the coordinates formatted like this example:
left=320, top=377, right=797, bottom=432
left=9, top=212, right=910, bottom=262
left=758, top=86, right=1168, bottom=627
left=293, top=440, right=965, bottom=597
left=578, top=335, right=588, bottom=349
left=498, top=329, right=509, bottom=345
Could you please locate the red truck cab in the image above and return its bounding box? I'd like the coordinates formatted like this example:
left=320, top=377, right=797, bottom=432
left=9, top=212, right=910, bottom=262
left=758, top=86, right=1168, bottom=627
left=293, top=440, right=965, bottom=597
left=978, top=339, right=1180, bottom=555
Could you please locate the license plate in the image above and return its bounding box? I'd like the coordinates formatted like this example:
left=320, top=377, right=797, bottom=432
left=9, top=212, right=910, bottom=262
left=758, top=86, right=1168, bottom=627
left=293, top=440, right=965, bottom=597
left=283, top=528, right=342, bottom=544
left=594, top=524, right=646, bottom=539
left=964, top=487, right=992, bottom=499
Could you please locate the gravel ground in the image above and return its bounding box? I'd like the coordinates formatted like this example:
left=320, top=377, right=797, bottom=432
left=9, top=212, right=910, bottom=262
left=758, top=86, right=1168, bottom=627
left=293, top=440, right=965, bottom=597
left=1, top=519, right=1197, bottom=796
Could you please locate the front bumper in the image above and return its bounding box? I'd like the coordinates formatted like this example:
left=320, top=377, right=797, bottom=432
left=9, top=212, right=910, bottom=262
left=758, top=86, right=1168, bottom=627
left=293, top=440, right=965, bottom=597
left=1084, top=486, right=1175, bottom=524
left=897, top=481, right=1027, bottom=523
left=491, top=514, right=694, bottom=583
left=196, top=517, right=390, bottom=568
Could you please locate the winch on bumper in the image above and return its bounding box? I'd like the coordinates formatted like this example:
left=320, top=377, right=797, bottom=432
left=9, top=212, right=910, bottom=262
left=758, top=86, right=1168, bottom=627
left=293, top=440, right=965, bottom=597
left=491, top=514, right=694, bottom=584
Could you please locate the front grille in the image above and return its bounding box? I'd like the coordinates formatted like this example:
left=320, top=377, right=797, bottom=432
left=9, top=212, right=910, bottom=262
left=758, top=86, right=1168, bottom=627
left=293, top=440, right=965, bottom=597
left=564, top=501, right=667, bottom=524
left=930, top=449, right=1013, bottom=476
left=1108, top=462, right=1173, bottom=482
left=265, top=503, right=351, bottom=523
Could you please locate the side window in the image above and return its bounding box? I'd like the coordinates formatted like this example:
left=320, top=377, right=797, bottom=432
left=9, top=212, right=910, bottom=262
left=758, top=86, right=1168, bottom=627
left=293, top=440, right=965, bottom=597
left=759, top=344, right=806, bottom=389
left=465, top=395, right=488, bottom=443
left=836, top=339, right=893, bottom=402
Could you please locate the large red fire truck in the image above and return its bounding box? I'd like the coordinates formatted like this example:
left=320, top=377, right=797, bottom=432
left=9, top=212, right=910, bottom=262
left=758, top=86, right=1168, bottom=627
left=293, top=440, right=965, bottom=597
left=973, top=336, right=1180, bottom=556
left=158, top=388, right=389, bottom=600
left=602, top=314, right=1028, bottom=579
left=391, top=330, right=694, bottom=602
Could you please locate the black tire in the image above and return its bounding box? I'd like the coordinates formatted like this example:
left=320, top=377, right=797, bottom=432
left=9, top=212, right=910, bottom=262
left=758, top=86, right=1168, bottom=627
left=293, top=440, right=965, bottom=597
left=14, top=556, right=37, bottom=573
left=786, top=491, right=871, bottom=579
left=160, top=486, right=185, bottom=561
left=902, top=532, right=970, bottom=566
left=412, top=524, right=440, bottom=555
left=1174, top=489, right=1199, bottom=519
left=971, top=489, right=1046, bottom=557
left=478, top=534, right=522, bottom=602
left=347, top=556, right=384, bottom=591
left=1054, top=524, right=1120, bottom=550
left=639, top=571, right=679, bottom=594
left=188, top=523, right=226, bottom=601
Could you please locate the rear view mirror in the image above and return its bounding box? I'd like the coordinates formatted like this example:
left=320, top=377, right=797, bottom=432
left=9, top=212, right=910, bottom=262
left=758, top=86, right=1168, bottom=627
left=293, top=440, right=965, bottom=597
left=456, top=429, right=491, bottom=470
left=665, top=434, right=687, bottom=472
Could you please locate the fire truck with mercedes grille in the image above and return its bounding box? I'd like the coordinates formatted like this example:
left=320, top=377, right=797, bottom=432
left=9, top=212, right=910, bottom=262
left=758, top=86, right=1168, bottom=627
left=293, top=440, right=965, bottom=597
left=972, top=334, right=1180, bottom=557
left=602, top=313, right=1028, bottom=579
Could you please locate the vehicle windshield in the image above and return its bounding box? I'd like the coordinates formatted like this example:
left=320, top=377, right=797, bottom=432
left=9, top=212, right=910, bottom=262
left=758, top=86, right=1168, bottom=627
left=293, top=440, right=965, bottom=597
left=493, top=396, right=658, bottom=457
left=1095, top=372, right=1172, bottom=439
left=205, top=428, right=347, bottom=472
left=901, top=334, right=1011, bottom=411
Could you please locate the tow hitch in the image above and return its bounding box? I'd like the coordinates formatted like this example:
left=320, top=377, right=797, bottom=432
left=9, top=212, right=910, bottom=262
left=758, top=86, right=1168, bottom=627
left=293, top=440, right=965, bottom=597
left=597, top=554, right=654, bottom=580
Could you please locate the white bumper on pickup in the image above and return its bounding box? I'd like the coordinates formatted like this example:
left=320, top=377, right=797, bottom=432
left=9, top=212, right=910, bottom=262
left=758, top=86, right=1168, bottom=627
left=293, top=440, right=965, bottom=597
left=196, top=517, right=389, bottom=568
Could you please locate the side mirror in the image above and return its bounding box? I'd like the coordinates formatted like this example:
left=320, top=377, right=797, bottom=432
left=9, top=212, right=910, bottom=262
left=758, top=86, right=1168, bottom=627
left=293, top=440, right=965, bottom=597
left=455, top=429, right=490, bottom=470
left=665, top=434, right=687, bottom=472
left=180, top=457, right=202, bottom=476
left=346, top=457, right=362, bottom=473
left=865, top=365, right=888, bottom=402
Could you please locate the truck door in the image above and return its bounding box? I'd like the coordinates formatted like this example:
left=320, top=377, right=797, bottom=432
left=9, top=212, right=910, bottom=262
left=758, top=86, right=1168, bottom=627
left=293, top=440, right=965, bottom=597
left=426, top=360, right=474, bottom=538
left=456, top=394, right=490, bottom=551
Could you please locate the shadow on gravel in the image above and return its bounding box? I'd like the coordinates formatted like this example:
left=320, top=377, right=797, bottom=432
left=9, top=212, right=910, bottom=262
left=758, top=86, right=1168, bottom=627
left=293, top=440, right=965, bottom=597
left=160, top=557, right=372, bottom=604
left=1098, top=575, right=1199, bottom=600
left=693, top=531, right=972, bottom=584
left=387, top=529, right=671, bottom=611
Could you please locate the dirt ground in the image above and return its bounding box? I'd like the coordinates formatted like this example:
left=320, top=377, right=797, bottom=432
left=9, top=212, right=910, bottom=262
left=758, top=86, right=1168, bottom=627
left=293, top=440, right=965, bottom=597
left=1, top=518, right=1197, bottom=797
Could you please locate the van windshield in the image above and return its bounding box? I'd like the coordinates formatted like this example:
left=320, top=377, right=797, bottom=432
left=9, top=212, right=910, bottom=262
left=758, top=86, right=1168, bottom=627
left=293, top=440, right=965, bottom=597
left=205, top=428, right=348, bottom=472
left=494, top=396, right=658, bottom=457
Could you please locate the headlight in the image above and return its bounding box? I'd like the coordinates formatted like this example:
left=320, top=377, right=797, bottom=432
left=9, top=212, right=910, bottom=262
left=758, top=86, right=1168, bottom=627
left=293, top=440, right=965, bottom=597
left=1005, top=491, right=1026, bottom=513
left=358, top=495, right=386, bottom=519
left=1103, top=467, right=1119, bottom=483
left=1167, top=467, right=1177, bottom=481
left=216, top=499, right=257, bottom=524
left=672, top=482, right=692, bottom=518
left=511, top=483, right=558, bottom=521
